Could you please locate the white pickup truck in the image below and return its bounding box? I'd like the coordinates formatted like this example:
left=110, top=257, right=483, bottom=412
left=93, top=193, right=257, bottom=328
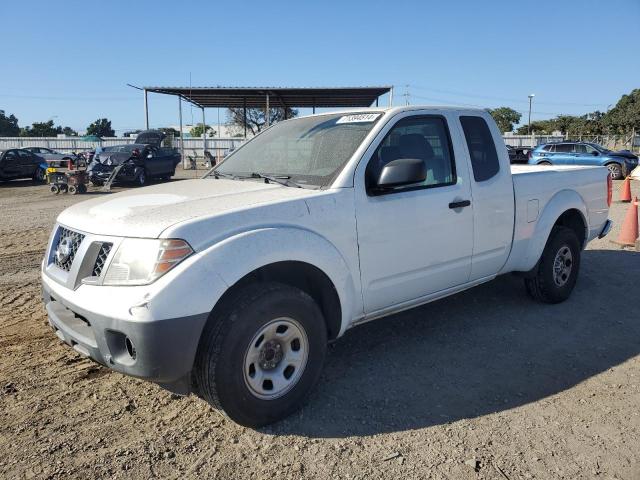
left=42, top=107, right=612, bottom=426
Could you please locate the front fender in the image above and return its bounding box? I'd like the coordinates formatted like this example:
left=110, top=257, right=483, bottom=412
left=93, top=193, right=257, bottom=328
left=197, top=227, right=359, bottom=337
left=520, top=189, right=588, bottom=272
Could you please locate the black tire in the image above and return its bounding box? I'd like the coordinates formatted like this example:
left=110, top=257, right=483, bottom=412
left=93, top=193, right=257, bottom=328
left=78, top=184, right=87, bottom=194
left=193, top=282, right=328, bottom=427
left=538, top=161, right=552, bottom=165
left=606, top=162, right=623, bottom=180
left=50, top=184, right=60, bottom=194
left=68, top=185, right=77, bottom=195
left=33, top=168, right=45, bottom=183
left=137, top=169, right=147, bottom=186
left=525, top=226, right=581, bottom=304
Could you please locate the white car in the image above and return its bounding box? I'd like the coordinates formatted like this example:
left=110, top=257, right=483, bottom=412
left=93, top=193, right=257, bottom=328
left=41, top=107, right=612, bottom=426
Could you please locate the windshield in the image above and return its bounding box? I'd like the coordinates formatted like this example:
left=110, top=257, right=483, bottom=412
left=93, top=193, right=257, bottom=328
left=213, top=112, right=382, bottom=187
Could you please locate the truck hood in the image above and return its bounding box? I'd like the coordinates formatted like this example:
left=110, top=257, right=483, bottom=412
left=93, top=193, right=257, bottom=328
left=57, top=179, right=319, bottom=238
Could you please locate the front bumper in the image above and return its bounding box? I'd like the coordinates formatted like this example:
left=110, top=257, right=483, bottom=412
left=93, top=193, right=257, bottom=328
left=42, top=278, right=208, bottom=394
left=88, top=164, right=139, bottom=183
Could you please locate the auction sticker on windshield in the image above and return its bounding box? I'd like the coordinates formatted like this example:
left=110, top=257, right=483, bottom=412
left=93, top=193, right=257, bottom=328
left=336, top=113, right=381, bottom=124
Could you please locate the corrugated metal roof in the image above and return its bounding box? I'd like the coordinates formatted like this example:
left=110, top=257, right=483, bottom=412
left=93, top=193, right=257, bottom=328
left=143, top=86, right=392, bottom=108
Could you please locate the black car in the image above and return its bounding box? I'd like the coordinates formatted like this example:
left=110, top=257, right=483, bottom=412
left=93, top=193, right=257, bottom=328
left=506, top=144, right=533, bottom=164
left=87, top=130, right=181, bottom=186
left=0, top=148, right=46, bottom=182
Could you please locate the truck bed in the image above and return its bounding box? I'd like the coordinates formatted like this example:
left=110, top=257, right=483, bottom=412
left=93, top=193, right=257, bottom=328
left=501, top=163, right=610, bottom=274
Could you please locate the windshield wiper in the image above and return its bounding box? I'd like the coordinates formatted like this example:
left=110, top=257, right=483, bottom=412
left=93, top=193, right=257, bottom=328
left=211, top=171, right=239, bottom=180
left=250, top=172, right=303, bottom=188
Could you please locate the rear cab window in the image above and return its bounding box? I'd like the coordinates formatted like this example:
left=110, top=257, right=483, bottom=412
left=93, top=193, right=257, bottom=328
left=460, top=116, right=500, bottom=182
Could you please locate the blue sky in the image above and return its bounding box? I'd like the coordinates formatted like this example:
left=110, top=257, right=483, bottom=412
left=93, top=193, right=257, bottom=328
left=2, top=0, right=639, bottom=134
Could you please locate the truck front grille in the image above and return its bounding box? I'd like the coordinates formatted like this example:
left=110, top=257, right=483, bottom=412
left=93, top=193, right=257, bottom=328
left=92, top=243, right=112, bottom=277
left=53, top=227, right=85, bottom=271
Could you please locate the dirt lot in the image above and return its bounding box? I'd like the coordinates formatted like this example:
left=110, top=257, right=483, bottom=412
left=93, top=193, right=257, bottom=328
left=1, top=171, right=639, bottom=480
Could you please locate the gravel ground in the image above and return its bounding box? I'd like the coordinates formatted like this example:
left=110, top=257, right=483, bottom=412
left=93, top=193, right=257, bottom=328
left=1, top=171, right=639, bottom=480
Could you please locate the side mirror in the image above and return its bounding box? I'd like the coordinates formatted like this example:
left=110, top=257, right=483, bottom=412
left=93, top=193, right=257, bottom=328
left=375, top=158, right=427, bottom=191
left=592, top=150, right=599, bottom=156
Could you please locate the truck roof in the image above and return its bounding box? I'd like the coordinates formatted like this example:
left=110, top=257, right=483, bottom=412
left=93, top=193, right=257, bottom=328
left=302, top=105, right=486, bottom=118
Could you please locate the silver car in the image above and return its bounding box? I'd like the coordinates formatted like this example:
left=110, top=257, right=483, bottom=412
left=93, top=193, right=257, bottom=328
left=24, top=147, right=77, bottom=163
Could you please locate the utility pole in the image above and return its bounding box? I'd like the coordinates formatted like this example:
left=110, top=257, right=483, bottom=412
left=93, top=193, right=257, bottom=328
left=403, top=84, right=410, bottom=105
left=527, top=94, right=535, bottom=136
left=144, top=89, right=149, bottom=130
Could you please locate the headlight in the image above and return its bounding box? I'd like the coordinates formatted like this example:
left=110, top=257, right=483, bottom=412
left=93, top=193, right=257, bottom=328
left=102, top=238, right=193, bottom=286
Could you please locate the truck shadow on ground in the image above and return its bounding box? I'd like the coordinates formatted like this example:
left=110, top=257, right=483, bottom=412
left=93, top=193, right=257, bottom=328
left=274, top=249, right=640, bottom=437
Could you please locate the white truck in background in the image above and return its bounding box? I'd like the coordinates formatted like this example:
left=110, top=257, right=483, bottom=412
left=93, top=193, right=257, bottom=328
left=41, top=107, right=612, bottom=426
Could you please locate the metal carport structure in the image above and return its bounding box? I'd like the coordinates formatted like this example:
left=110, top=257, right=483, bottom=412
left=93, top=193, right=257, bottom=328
left=130, top=85, right=393, bottom=167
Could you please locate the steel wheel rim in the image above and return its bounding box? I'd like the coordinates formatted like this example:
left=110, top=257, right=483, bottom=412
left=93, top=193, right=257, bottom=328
left=243, top=317, right=309, bottom=400
left=553, top=245, right=573, bottom=287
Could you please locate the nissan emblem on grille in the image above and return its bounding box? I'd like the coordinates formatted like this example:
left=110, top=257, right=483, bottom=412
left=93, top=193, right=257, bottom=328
left=55, top=237, right=73, bottom=265
left=52, top=227, right=85, bottom=271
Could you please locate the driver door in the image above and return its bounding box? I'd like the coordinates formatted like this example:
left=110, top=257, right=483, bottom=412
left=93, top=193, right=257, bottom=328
left=354, top=113, right=474, bottom=315
left=1, top=150, right=22, bottom=178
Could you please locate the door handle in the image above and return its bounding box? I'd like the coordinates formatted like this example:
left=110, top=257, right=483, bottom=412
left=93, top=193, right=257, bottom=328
left=449, top=200, right=471, bottom=209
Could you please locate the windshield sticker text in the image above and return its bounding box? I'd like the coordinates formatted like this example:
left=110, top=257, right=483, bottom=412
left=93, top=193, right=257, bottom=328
left=336, top=114, right=381, bottom=124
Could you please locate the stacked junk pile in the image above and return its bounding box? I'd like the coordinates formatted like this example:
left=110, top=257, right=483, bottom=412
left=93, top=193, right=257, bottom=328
left=614, top=168, right=640, bottom=251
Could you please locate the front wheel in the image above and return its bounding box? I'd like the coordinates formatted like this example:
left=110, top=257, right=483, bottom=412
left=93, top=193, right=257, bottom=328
left=193, top=282, right=327, bottom=427
left=524, top=226, right=581, bottom=304
left=606, top=162, right=623, bottom=180
left=538, top=161, right=552, bottom=165
left=33, top=168, right=46, bottom=183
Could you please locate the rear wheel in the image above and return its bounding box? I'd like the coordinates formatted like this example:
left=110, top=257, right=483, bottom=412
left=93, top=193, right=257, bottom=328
left=136, top=169, right=147, bottom=186
left=538, top=161, right=552, bottom=165
left=525, top=226, right=581, bottom=304
left=606, top=162, right=623, bottom=180
left=193, top=282, right=327, bottom=427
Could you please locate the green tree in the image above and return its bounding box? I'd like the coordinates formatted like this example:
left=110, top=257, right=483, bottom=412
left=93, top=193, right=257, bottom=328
left=0, top=110, right=20, bottom=136
left=62, top=126, right=78, bottom=136
left=86, top=118, right=115, bottom=137
left=516, top=120, right=556, bottom=135
left=190, top=123, right=215, bottom=138
left=603, top=89, right=640, bottom=133
left=20, top=120, right=62, bottom=137
left=227, top=107, right=298, bottom=136
left=487, top=107, right=521, bottom=133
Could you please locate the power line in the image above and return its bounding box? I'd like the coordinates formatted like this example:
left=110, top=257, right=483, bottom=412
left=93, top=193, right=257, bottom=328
left=0, top=93, right=137, bottom=101
left=408, top=84, right=610, bottom=108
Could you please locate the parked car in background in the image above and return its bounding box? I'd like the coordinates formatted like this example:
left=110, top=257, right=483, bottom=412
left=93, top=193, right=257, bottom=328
left=87, top=131, right=180, bottom=186
left=24, top=147, right=78, bottom=163
left=506, top=144, right=532, bottom=164
left=0, top=148, right=47, bottom=182
left=529, top=141, right=638, bottom=179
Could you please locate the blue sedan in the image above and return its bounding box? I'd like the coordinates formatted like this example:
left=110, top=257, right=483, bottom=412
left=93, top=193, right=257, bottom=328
left=528, top=141, right=638, bottom=179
